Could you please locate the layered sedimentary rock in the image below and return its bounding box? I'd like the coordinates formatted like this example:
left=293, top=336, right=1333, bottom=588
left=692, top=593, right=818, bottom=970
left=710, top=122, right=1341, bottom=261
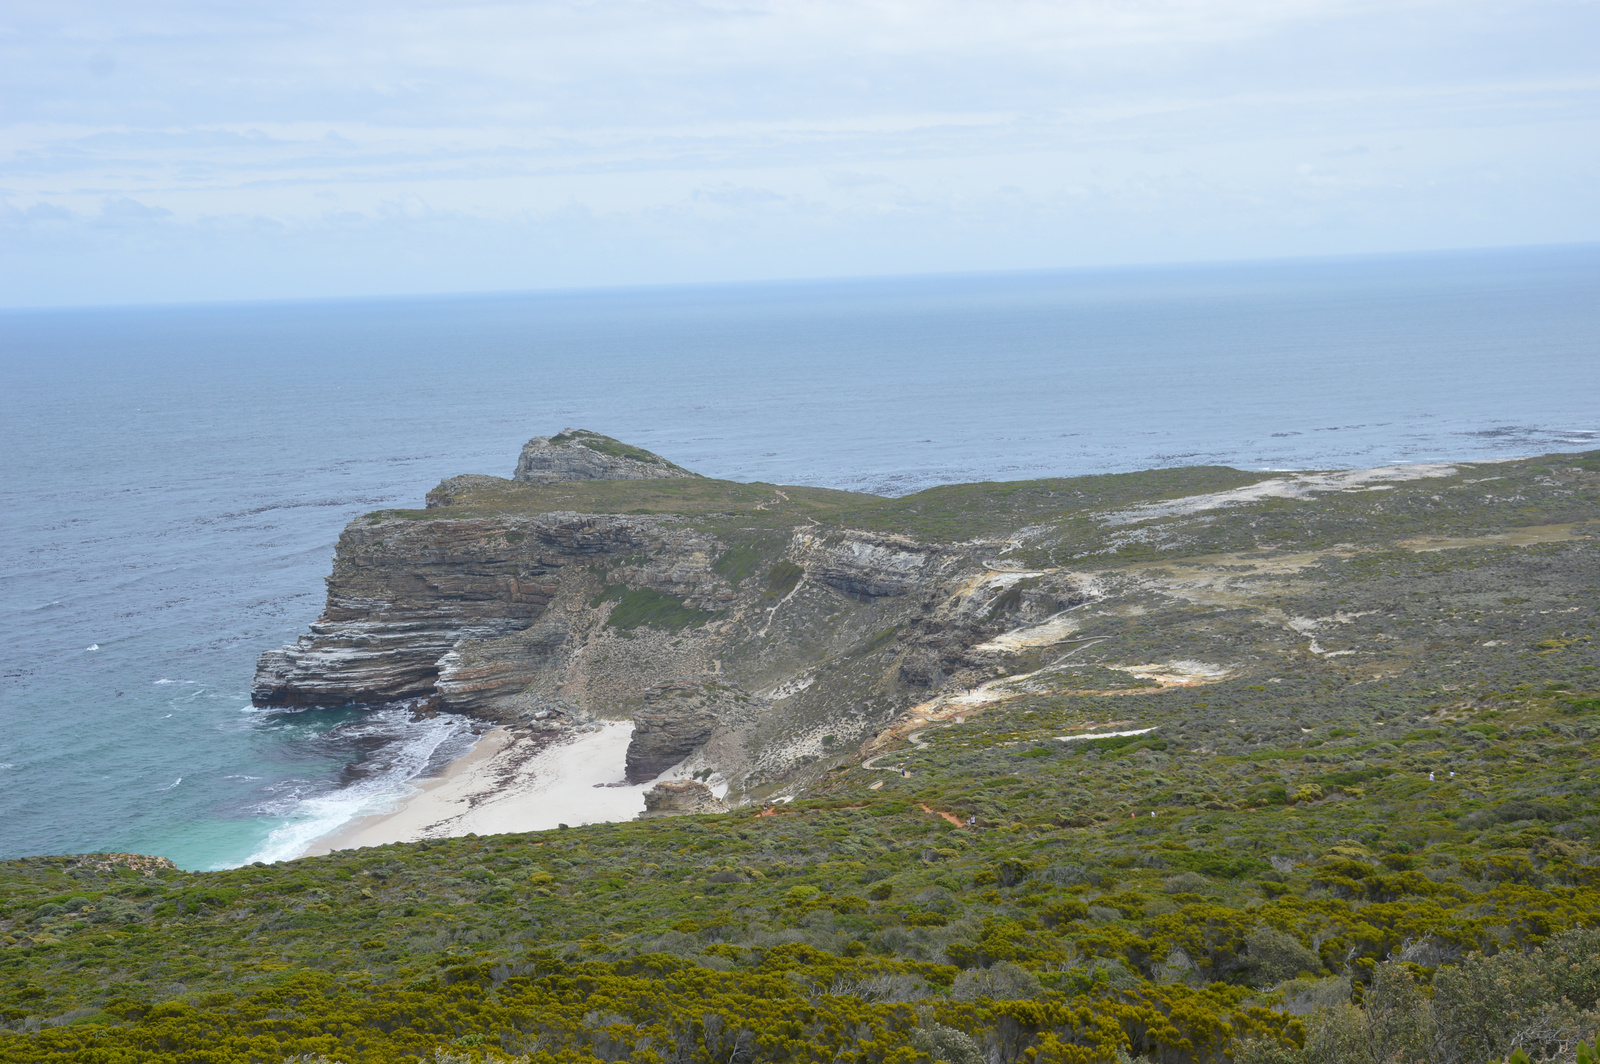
left=624, top=679, right=739, bottom=783
left=434, top=617, right=570, bottom=715
left=253, top=430, right=1106, bottom=800
left=639, top=780, right=727, bottom=818
left=792, top=530, right=945, bottom=598
left=252, top=436, right=1600, bottom=809
left=513, top=429, right=696, bottom=484
left=250, top=512, right=654, bottom=709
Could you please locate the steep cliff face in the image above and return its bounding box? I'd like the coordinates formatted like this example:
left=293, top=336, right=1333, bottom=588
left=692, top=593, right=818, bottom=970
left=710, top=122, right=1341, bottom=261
left=259, top=433, right=1570, bottom=804
left=625, top=679, right=742, bottom=783
left=250, top=512, right=655, bottom=708
left=251, top=432, right=1103, bottom=799
left=791, top=530, right=947, bottom=598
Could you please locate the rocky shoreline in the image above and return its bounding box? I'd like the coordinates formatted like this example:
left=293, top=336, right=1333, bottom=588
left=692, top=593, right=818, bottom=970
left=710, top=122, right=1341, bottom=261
left=253, top=429, right=1600, bottom=824
left=253, top=429, right=1095, bottom=811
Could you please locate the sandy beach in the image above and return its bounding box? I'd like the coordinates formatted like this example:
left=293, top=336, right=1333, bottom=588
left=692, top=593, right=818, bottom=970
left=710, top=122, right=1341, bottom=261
left=304, top=720, right=661, bottom=856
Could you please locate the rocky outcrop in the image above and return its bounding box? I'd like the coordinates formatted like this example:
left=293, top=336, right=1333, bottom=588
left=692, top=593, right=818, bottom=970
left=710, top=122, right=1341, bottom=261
left=434, top=617, right=570, bottom=714
left=426, top=474, right=505, bottom=509
left=895, top=570, right=1095, bottom=687
left=624, top=679, right=739, bottom=783
left=639, top=780, right=727, bottom=818
left=513, top=429, right=697, bottom=484
left=67, top=853, right=178, bottom=877
left=251, top=512, right=652, bottom=709
left=792, top=530, right=946, bottom=598
left=252, top=431, right=1089, bottom=803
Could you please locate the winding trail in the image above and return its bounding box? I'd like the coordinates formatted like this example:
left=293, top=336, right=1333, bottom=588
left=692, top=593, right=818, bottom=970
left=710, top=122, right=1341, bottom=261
left=859, top=636, right=1112, bottom=771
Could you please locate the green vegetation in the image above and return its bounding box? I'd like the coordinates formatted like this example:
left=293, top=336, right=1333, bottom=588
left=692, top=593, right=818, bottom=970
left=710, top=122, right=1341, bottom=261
left=409, top=450, right=1600, bottom=572
left=712, top=544, right=765, bottom=585
left=852, top=626, right=900, bottom=657
left=5, top=450, right=1600, bottom=1061
left=5, top=648, right=1599, bottom=1061
left=399, top=464, right=1280, bottom=547
left=549, top=430, right=691, bottom=472
left=591, top=585, right=722, bottom=633
left=766, top=560, right=804, bottom=599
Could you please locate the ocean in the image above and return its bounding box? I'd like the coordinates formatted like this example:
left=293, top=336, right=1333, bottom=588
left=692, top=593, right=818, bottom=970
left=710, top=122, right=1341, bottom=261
left=2, top=245, right=1597, bottom=870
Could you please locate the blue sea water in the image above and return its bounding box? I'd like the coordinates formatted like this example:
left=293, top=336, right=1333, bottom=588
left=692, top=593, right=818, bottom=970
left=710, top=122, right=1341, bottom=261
left=2, top=245, right=1597, bottom=870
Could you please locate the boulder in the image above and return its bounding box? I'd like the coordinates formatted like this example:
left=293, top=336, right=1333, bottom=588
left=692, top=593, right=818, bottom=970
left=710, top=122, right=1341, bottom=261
left=640, top=780, right=727, bottom=818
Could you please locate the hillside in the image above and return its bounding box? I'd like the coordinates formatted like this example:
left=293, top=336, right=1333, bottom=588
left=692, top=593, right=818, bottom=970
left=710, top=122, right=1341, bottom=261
left=3, top=443, right=1600, bottom=1062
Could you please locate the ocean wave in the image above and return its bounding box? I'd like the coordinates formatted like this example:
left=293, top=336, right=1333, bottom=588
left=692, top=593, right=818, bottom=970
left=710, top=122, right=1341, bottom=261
left=244, top=709, right=480, bottom=865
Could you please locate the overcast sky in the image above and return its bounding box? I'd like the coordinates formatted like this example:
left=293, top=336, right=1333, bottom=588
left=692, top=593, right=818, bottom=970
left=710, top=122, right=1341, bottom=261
left=2, top=0, right=1597, bottom=306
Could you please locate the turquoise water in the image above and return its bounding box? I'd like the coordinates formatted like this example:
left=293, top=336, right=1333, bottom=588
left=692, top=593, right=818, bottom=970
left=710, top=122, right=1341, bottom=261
left=2, top=246, right=1597, bottom=870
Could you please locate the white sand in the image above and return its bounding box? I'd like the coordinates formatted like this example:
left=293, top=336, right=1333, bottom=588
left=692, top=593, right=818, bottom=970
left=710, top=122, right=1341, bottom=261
left=304, top=721, right=657, bottom=855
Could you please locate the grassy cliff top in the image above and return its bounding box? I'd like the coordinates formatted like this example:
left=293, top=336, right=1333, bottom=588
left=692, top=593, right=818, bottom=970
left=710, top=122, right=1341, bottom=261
left=402, top=464, right=1269, bottom=541
left=391, top=451, right=1600, bottom=566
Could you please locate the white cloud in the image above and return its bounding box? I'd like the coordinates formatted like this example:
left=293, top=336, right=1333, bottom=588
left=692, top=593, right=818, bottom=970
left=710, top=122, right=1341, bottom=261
left=1, top=0, right=1596, bottom=304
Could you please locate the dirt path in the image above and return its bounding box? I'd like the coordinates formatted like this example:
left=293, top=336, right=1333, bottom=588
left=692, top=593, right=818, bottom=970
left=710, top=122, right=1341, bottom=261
left=920, top=804, right=967, bottom=828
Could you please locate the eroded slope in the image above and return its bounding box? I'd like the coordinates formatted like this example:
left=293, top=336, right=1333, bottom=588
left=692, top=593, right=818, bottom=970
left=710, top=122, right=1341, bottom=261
left=252, top=442, right=1600, bottom=803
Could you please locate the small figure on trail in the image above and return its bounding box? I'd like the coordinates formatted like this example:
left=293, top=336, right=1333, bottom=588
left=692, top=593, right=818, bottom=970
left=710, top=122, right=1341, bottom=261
left=967, top=815, right=977, bottom=828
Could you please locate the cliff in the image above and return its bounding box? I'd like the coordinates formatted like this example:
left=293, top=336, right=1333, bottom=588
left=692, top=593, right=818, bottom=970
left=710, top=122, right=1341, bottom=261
left=254, top=434, right=1600, bottom=804
left=8, top=445, right=1600, bottom=1062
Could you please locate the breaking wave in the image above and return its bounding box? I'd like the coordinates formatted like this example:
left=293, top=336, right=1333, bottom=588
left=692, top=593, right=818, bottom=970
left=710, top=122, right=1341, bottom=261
left=244, top=707, right=481, bottom=865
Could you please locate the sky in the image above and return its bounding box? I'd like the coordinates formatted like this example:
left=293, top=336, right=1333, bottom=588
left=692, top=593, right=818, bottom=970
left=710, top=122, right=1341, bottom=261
left=1, top=0, right=1597, bottom=307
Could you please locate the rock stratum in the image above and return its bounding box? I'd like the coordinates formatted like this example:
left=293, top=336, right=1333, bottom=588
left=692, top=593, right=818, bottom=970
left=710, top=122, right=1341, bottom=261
left=254, top=432, right=1600, bottom=806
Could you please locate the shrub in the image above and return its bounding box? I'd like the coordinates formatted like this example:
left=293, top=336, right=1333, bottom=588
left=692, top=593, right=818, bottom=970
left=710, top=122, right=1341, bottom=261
left=1164, top=871, right=1212, bottom=895
left=949, top=961, right=1042, bottom=1002
left=1246, top=927, right=1323, bottom=984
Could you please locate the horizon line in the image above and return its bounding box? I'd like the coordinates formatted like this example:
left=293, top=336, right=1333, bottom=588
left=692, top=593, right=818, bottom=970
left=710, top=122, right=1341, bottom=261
left=2, top=238, right=1596, bottom=317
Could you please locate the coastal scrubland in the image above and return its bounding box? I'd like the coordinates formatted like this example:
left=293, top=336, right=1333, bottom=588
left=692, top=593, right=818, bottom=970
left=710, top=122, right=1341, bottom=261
left=4, top=451, right=1600, bottom=1063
